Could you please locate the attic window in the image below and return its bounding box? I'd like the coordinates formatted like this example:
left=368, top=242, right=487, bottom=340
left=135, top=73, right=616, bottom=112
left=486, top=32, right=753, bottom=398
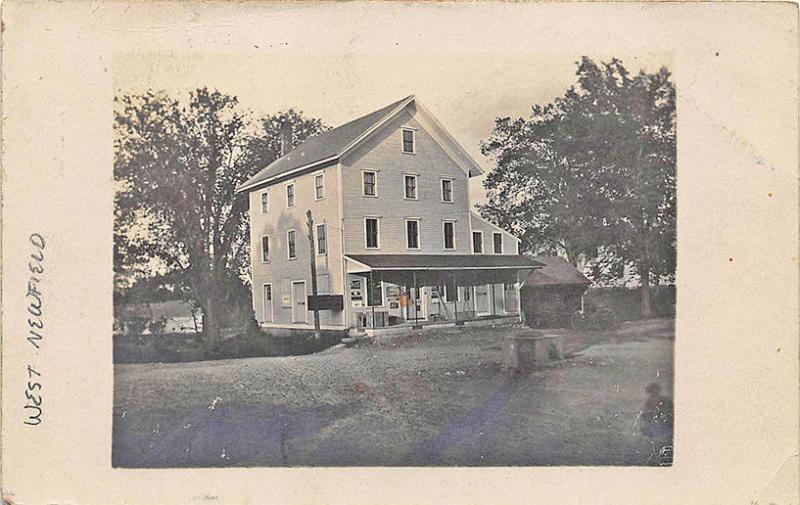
left=402, top=129, right=415, bottom=154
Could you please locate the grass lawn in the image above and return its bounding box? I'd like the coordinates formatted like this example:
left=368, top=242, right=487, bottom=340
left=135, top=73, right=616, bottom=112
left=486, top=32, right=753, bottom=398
left=112, top=318, right=674, bottom=467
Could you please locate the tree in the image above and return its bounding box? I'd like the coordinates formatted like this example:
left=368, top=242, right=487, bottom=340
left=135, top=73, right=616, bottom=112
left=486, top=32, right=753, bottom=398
left=480, top=57, right=675, bottom=317
left=114, top=88, right=327, bottom=343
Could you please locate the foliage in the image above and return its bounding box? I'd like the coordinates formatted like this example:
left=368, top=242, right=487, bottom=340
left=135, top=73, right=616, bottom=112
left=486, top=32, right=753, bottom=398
left=112, top=330, right=343, bottom=364
left=114, top=88, right=328, bottom=341
left=480, top=57, right=676, bottom=316
left=585, top=285, right=676, bottom=321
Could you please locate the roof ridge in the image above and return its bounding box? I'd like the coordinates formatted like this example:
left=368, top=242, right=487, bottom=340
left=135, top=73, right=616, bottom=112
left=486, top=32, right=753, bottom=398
left=326, top=95, right=413, bottom=138
left=237, top=95, right=414, bottom=192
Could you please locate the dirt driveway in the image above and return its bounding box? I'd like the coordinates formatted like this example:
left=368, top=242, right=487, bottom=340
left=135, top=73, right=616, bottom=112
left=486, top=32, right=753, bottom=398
left=112, top=318, right=674, bottom=467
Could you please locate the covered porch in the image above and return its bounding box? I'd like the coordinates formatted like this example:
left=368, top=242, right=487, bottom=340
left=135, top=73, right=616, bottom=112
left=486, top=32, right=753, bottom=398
left=344, top=254, right=544, bottom=332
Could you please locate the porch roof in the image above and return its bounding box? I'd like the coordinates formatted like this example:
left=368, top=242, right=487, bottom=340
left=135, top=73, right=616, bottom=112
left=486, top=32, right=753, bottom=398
left=345, top=254, right=544, bottom=286
left=345, top=254, right=545, bottom=271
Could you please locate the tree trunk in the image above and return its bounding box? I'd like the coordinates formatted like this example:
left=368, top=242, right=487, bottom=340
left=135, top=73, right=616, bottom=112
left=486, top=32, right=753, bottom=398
left=640, top=264, right=653, bottom=319
left=203, top=295, right=222, bottom=346
left=564, top=243, right=580, bottom=267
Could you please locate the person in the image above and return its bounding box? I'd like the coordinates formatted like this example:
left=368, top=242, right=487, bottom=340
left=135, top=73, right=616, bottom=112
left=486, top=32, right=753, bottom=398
left=639, top=382, right=674, bottom=465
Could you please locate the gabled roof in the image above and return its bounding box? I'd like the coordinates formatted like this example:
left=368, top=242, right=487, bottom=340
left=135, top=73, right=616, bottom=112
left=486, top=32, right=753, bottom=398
left=470, top=211, right=522, bottom=242
left=522, top=256, right=591, bottom=287
left=237, top=95, right=483, bottom=193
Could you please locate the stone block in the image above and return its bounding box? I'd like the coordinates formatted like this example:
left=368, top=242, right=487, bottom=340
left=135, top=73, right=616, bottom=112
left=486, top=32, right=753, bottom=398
left=502, top=332, right=565, bottom=370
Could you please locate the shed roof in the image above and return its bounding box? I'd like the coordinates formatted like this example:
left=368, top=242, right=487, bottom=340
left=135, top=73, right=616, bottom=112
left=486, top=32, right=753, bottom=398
left=346, top=254, right=544, bottom=271
left=345, top=254, right=543, bottom=287
left=523, top=256, right=591, bottom=286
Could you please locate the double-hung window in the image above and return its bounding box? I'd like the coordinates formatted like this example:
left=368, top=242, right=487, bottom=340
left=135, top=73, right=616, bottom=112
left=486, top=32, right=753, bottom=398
left=406, top=219, right=420, bottom=249
left=441, top=179, right=453, bottom=202
left=402, top=128, right=415, bottom=153
left=316, top=224, right=327, bottom=255
left=287, top=230, right=297, bottom=259
left=363, top=171, right=377, bottom=196
left=260, top=191, right=269, bottom=213
left=472, top=231, right=483, bottom=253
left=314, top=173, right=325, bottom=200
left=404, top=174, right=418, bottom=199
left=443, top=221, right=456, bottom=250
left=493, top=232, right=503, bottom=254
left=365, top=218, right=380, bottom=249
left=286, top=183, right=295, bottom=208
left=261, top=235, right=270, bottom=262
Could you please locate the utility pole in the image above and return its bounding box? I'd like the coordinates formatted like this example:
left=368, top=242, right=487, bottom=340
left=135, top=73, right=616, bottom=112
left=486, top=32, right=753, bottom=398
left=306, top=209, right=321, bottom=339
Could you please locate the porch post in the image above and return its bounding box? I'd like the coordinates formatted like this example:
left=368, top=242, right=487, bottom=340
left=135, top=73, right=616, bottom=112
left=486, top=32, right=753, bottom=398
left=412, top=271, right=420, bottom=329
left=452, top=272, right=463, bottom=326
left=470, top=271, right=476, bottom=319
left=370, top=270, right=376, bottom=329
left=516, top=271, right=523, bottom=323
left=402, top=283, right=407, bottom=321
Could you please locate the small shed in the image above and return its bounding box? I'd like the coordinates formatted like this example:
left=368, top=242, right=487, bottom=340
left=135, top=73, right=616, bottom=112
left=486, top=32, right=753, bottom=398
left=521, top=256, right=591, bottom=328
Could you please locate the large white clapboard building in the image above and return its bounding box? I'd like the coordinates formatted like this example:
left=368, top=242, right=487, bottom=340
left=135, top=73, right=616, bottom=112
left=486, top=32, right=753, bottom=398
left=237, top=96, right=542, bottom=332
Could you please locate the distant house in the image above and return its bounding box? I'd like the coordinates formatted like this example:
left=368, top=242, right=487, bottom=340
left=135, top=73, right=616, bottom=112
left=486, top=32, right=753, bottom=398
left=237, top=95, right=542, bottom=332
left=520, top=256, right=591, bottom=328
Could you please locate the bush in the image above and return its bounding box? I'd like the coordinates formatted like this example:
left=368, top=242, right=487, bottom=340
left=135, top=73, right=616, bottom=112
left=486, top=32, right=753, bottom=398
left=148, top=317, right=167, bottom=336
left=522, top=285, right=586, bottom=329
left=114, top=332, right=204, bottom=364
left=584, top=285, right=675, bottom=321
left=126, top=317, right=148, bottom=336
left=113, top=329, right=344, bottom=364
left=207, top=332, right=275, bottom=360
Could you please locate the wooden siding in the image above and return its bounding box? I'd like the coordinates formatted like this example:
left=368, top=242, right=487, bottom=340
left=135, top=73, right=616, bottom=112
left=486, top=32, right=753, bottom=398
left=249, top=165, right=344, bottom=326
left=340, top=108, right=473, bottom=255
left=469, top=212, right=521, bottom=255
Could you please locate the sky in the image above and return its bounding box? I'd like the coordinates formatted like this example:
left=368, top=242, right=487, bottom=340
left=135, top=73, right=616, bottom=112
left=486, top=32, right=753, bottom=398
left=115, top=50, right=669, bottom=204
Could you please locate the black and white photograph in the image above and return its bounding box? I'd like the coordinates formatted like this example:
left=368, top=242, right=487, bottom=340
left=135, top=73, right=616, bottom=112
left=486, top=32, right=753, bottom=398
left=2, top=2, right=797, bottom=504
left=112, top=48, right=676, bottom=467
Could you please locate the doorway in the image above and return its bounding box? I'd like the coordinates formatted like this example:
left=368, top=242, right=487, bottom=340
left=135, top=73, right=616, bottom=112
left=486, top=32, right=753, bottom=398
left=291, top=280, right=307, bottom=323
left=262, top=283, right=273, bottom=322
left=474, top=284, right=491, bottom=316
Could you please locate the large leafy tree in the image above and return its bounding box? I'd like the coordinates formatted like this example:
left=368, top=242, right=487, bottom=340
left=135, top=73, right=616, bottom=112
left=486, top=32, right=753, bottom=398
left=114, top=88, right=327, bottom=342
left=480, top=57, right=676, bottom=317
